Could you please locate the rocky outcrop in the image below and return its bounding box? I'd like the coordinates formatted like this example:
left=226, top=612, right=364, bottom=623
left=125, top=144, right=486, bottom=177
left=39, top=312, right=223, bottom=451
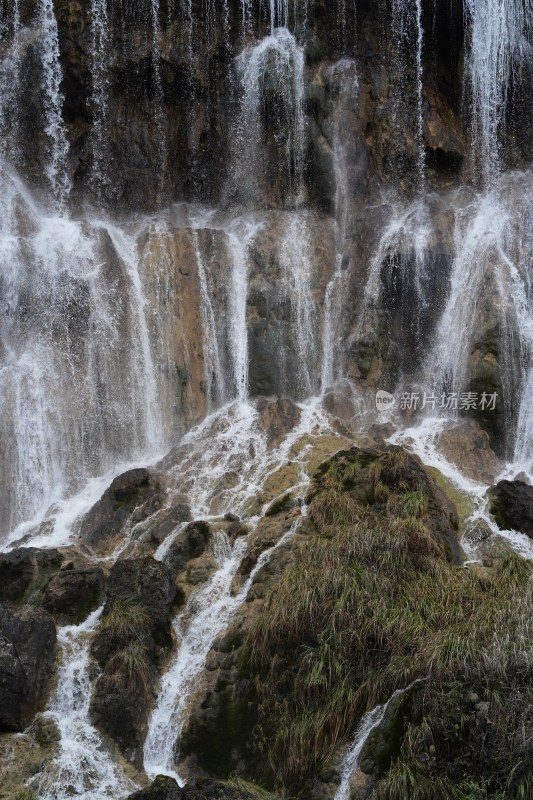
left=436, top=419, right=502, bottom=485
left=488, top=480, right=533, bottom=537
left=79, top=469, right=165, bottom=555
left=0, top=603, right=56, bottom=731
left=0, top=547, right=104, bottom=624
left=90, top=557, right=176, bottom=763
left=41, top=563, right=105, bottom=624
left=126, top=776, right=275, bottom=800
left=0, top=548, right=63, bottom=603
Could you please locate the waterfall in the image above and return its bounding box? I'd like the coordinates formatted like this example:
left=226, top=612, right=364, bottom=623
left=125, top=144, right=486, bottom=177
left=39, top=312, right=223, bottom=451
left=89, top=0, right=111, bottom=196
left=0, top=1, right=21, bottom=165
left=144, top=398, right=331, bottom=781
left=38, top=0, right=71, bottom=207
left=429, top=184, right=533, bottom=439
left=279, top=214, right=317, bottom=398
left=37, top=607, right=134, bottom=800
left=0, top=171, right=163, bottom=541
left=144, top=518, right=304, bottom=783
left=391, top=0, right=426, bottom=188
left=225, top=220, right=261, bottom=404
left=192, top=229, right=226, bottom=409
left=269, top=0, right=290, bottom=33
left=321, top=60, right=358, bottom=394
left=150, top=0, right=166, bottom=195
left=334, top=705, right=388, bottom=800
left=464, top=0, right=533, bottom=185
left=335, top=680, right=427, bottom=800
left=231, top=28, right=305, bottom=207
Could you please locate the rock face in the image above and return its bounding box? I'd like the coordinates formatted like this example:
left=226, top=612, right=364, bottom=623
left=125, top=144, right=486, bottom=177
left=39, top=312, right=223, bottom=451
left=488, top=480, right=533, bottom=537
left=90, top=557, right=176, bottom=763
left=79, top=469, right=165, bottom=554
left=0, top=547, right=104, bottom=624
left=126, top=776, right=269, bottom=800
left=436, top=419, right=502, bottom=485
left=0, top=603, right=56, bottom=731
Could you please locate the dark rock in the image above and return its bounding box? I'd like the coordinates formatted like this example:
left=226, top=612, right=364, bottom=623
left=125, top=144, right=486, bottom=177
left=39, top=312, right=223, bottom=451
left=0, top=603, right=56, bottom=731
left=42, top=565, right=105, bottom=624
left=224, top=513, right=240, bottom=523
left=90, top=556, right=175, bottom=763
left=488, top=480, right=533, bottom=537
left=166, top=521, right=211, bottom=575
left=0, top=548, right=63, bottom=604
left=79, top=468, right=164, bottom=553
left=127, top=776, right=182, bottom=800
left=147, top=504, right=193, bottom=545
left=126, top=776, right=266, bottom=800
left=100, top=556, right=176, bottom=652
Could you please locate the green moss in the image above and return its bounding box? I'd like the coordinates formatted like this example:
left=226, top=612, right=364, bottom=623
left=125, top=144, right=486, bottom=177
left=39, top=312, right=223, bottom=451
left=265, top=492, right=294, bottom=518
left=426, top=467, right=474, bottom=526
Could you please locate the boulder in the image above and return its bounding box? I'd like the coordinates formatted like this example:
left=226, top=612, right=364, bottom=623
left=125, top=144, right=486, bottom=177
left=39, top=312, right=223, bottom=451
left=436, top=419, right=502, bottom=484
left=257, top=398, right=302, bottom=447
left=79, top=468, right=164, bottom=553
left=488, top=480, right=533, bottom=537
left=0, top=548, right=63, bottom=604
left=126, top=776, right=269, bottom=800
left=42, top=564, right=105, bottom=624
left=166, top=521, right=212, bottom=575
left=0, top=603, right=56, bottom=731
left=90, top=557, right=176, bottom=762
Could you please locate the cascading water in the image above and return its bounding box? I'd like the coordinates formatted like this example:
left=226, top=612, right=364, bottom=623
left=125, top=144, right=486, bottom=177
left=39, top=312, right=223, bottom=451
left=321, top=59, right=358, bottom=394
left=38, top=0, right=71, bottom=207
left=335, top=681, right=427, bottom=800
left=334, top=705, right=389, bottom=800
left=390, top=0, right=426, bottom=188
left=230, top=27, right=305, bottom=207
left=0, top=172, right=163, bottom=543
left=279, top=214, right=317, bottom=398
left=192, top=228, right=226, bottom=409
left=144, top=398, right=331, bottom=782
left=37, top=608, right=134, bottom=800
left=89, top=0, right=111, bottom=196
left=464, top=0, right=533, bottom=185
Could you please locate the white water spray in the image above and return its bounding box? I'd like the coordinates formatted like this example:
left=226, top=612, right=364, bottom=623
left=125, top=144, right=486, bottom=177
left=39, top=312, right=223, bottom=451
left=37, top=608, right=134, bottom=800
left=38, top=0, right=71, bottom=206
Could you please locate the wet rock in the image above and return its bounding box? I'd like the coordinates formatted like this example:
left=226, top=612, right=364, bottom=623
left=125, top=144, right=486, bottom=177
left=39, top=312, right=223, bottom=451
left=0, top=547, right=63, bottom=603
left=99, top=556, right=176, bottom=652
left=79, top=468, right=164, bottom=554
left=436, top=418, right=502, bottom=484
left=127, top=775, right=183, bottom=800
left=257, top=397, right=302, bottom=447
left=488, top=480, right=533, bottom=537
left=90, top=556, right=176, bottom=763
left=145, top=504, right=193, bottom=545
left=166, top=521, right=212, bottom=575
left=41, top=563, right=104, bottom=624
left=0, top=603, right=56, bottom=731
left=126, top=776, right=269, bottom=800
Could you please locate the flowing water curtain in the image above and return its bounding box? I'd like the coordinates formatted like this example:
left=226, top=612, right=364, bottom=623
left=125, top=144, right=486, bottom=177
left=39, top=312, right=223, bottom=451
left=38, top=0, right=71, bottom=208
left=464, top=0, right=533, bottom=186
left=390, top=0, right=426, bottom=190
left=0, top=1, right=22, bottom=166
left=89, top=0, right=111, bottom=198
left=230, top=28, right=306, bottom=207
left=0, top=177, right=164, bottom=539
